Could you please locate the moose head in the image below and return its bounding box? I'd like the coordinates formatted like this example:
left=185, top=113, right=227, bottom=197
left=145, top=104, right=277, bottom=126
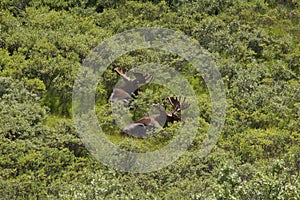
left=122, top=96, right=190, bottom=138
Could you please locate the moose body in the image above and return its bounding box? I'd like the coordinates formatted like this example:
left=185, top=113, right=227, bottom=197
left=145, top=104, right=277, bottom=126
left=122, top=97, right=189, bottom=138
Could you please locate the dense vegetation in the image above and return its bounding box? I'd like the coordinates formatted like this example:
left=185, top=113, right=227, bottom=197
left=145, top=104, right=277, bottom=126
left=0, top=0, right=299, bottom=199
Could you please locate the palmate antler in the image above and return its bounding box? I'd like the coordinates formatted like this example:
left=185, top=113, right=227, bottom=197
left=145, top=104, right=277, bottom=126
left=114, top=67, right=131, bottom=82
left=114, top=67, right=153, bottom=84
left=109, top=67, right=152, bottom=106
left=114, top=67, right=152, bottom=94
left=168, top=96, right=190, bottom=114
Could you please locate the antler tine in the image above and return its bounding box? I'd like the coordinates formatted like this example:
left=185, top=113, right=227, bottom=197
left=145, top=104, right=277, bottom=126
left=132, top=72, right=153, bottom=84
left=114, top=67, right=131, bottom=81
left=167, top=97, right=175, bottom=108
left=180, top=97, right=190, bottom=111
left=168, top=96, right=190, bottom=113
left=145, top=74, right=153, bottom=84
left=114, top=67, right=122, bottom=74
left=168, top=96, right=180, bottom=112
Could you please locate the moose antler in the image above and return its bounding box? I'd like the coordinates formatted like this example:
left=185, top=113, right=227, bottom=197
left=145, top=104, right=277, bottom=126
left=114, top=67, right=152, bottom=94
left=114, top=67, right=152, bottom=84
left=109, top=67, right=153, bottom=106
left=131, top=72, right=153, bottom=85
left=168, top=96, right=190, bottom=113
left=114, top=67, right=131, bottom=82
